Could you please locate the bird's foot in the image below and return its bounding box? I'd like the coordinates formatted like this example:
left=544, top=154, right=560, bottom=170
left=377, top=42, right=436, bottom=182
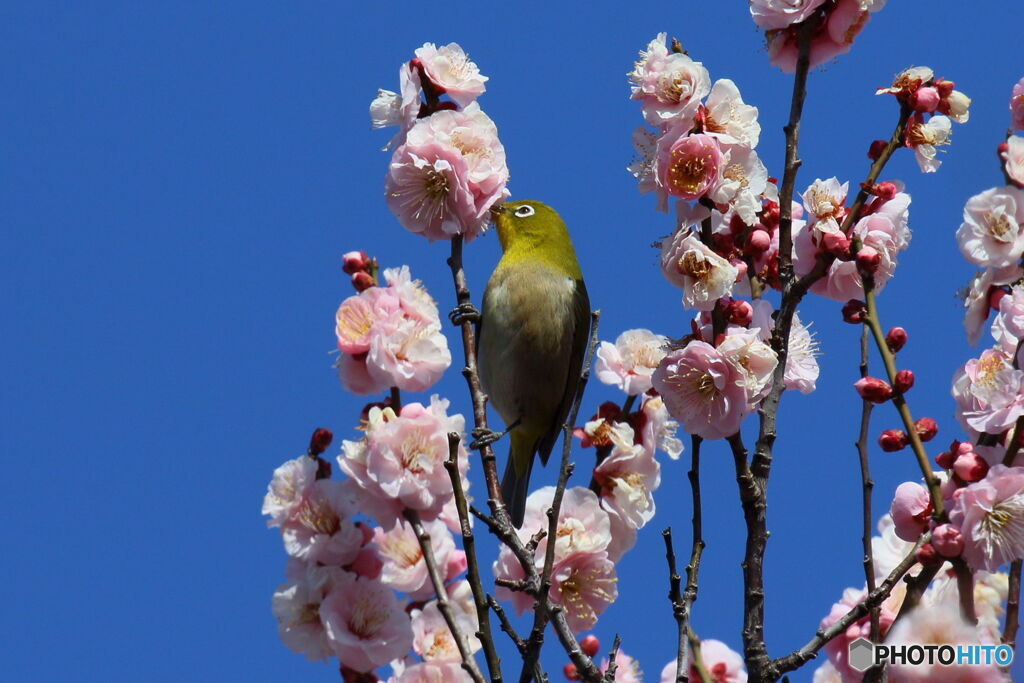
left=469, top=427, right=505, bottom=450
left=448, top=302, right=480, bottom=327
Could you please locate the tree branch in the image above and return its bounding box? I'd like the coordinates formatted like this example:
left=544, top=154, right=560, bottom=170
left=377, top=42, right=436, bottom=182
left=855, top=325, right=880, bottom=642
left=1003, top=560, right=1021, bottom=652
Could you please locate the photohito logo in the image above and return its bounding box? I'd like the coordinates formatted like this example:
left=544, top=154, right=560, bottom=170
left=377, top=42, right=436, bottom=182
left=847, top=637, right=1014, bottom=671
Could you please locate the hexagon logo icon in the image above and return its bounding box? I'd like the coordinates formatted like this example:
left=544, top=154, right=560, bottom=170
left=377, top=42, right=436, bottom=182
left=848, top=637, right=875, bottom=672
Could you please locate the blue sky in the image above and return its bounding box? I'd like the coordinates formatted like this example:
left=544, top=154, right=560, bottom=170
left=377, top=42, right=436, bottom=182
left=4, top=1, right=1024, bottom=680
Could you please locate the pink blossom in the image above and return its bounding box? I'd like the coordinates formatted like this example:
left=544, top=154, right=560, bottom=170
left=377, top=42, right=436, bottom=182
left=595, top=329, right=669, bottom=395
left=414, top=43, right=488, bottom=107
left=491, top=544, right=532, bottom=615
left=410, top=599, right=478, bottom=662
left=629, top=33, right=710, bottom=130
left=801, top=177, right=849, bottom=236
left=338, top=352, right=390, bottom=395
left=659, top=639, right=747, bottom=683
left=320, top=572, right=413, bottom=672
left=370, top=63, right=422, bottom=145
left=280, top=479, right=363, bottom=566
left=1002, top=135, right=1024, bottom=187
left=520, top=486, right=613, bottom=563
left=657, top=131, right=724, bottom=202
left=821, top=586, right=899, bottom=680
left=956, top=186, right=1024, bottom=268
left=385, top=104, right=509, bottom=243
left=952, top=349, right=1024, bottom=436
left=905, top=114, right=952, bottom=173
left=272, top=560, right=350, bottom=661
left=336, top=287, right=401, bottom=355
left=1012, top=77, right=1024, bottom=130
left=887, top=603, right=1006, bottom=681
left=365, top=314, right=451, bottom=393
left=599, top=650, right=642, bottom=682
left=660, top=230, right=738, bottom=311
left=950, top=465, right=1024, bottom=571
left=593, top=423, right=661, bottom=530
left=263, top=456, right=319, bottom=528
left=549, top=551, right=618, bottom=632
left=339, top=398, right=469, bottom=528
left=627, top=126, right=665, bottom=211
left=388, top=662, right=474, bottom=683
left=375, top=518, right=457, bottom=599
left=751, top=300, right=819, bottom=394
left=707, top=144, right=769, bottom=225
left=877, top=66, right=933, bottom=97
left=961, top=265, right=1023, bottom=345
left=716, top=327, right=779, bottom=405
left=765, top=0, right=875, bottom=73
left=749, top=0, right=827, bottom=30
left=889, top=481, right=931, bottom=542
left=635, top=394, right=685, bottom=460
left=653, top=341, right=749, bottom=440
left=605, top=506, right=638, bottom=563
left=703, top=79, right=761, bottom=148
left=382, top=266, right=442, bottom=325
left=931, top=523, right=964, bottom=558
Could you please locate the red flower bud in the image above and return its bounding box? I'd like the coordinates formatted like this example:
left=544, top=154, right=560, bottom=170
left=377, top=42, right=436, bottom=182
left=879, top=429, right=909, bottom=452
left=885, top=327, right=908, bottom=353
left=909, top=86, right=940, bottom=113
left=894, top=369, right=915, bottom=394
left=842, top=299, right=867, bottom=324
left=934, top=78, right=955, bottom=98
left=954, top=451, right=989, bottom=482
left=998, top=141, right=1010, bottom=157
left=352, top=271, right=375, bottom=291
left=580, top=635, right=600, bottom=658
left=854, top=377, right=893, bottom=403
left=855, top=246, right=881, bottom=274
left=563, top=663, right=580, bottom=681
left=989, top=287, right=1008, bottom=311
left=914, top=417, right=938, bottom=442
left=932, top=523, right=964, bottom=558
left=916, top=543, right=940, bottom=566
left=872, top=181, right=898, bottom=201
left=867, top=139, right=887, bottom=160
left=341, top=250, right=370, bottom=275
left=822, top=230, right=850, bottom=256
left=760, top=202, right=780, bottom=230
left=728, top=212, right=748, bottom=235
left=308, top=427, right=334, bottom=456
left=935, top=449, right=956, bottom=469
left=747, top=229, right=771, bottom=254
left=727, top=299, right=754, bottom=326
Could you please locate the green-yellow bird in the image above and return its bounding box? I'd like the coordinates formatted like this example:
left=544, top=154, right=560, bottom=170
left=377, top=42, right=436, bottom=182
left=478, top=200, right=590, bottom=527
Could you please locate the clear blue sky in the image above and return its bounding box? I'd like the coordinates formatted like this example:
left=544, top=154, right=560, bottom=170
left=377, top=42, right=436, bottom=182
left=5, top=2, right=1023, bottom=681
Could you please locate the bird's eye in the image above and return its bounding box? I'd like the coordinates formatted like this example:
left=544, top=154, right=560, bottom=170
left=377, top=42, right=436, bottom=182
left=514, top=205, right=535, bottom=217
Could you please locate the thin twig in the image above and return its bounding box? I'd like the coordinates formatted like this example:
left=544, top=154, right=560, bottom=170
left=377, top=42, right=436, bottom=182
left=663, top=529, right=687, bottom=682
left=488, top=595, right=526, bottom=655
left=601, top=635, right=622, bottom=682
left=445, top=433, right=503, bottom=681
left=1003, top=560, right=1021, bottom=651
left=855, top=325, right=880, bottom=641
left=686, top=628, right=713, bottom=683
left=402, top=508, right=485, bottom=683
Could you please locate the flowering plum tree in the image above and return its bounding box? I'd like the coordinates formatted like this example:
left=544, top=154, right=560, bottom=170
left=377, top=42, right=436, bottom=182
left=263, top=6, right=1024, bottom=682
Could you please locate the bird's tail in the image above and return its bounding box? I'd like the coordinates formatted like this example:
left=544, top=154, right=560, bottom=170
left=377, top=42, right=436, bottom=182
left=501, top=430, right=535, bottom=528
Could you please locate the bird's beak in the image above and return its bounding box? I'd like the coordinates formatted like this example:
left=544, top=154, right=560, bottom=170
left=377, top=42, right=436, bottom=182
left=489, top=203, right=506, bottom=217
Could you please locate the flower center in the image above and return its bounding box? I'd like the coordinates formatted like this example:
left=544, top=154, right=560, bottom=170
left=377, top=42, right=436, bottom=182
left=349, top=597, right=388, bottom=639
left=679, top=250, right=711, bottom=281
left=296, top=495, right=341, bottom=535
left=975, top=353, right=1006, bottom=387
left=984, top=210, right=1016, bottom=243
left=668, top=149, right=708, bottom=194
left=423, top=167, right=450, bottom=200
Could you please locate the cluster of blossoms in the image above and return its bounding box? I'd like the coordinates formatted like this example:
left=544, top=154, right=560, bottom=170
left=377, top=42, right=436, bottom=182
left=372, top=42, right=509, bottom=242
left=335, top=261, right=451, bottom=395
left=749, top=0, right=886, bottom=73
left=559, top=635, right=746, bottom=683
left=813, top=514, right=1010, bottom=682
left=876, top=66, right=971, bottom=173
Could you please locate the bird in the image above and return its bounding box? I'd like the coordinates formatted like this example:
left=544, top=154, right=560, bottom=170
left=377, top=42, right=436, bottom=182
left=478, top=200, right=590, bottom=527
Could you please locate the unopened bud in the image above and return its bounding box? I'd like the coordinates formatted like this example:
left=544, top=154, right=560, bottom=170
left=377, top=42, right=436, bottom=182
left=879, top=429, right=909, bottom=452
left=563, top=663, right=580, bottom=681
left=934, top=78, right=955, bottom=98
left=916, top=543, right=940, bottom=565
left=855, top=376, right=893, bottom=403
left=954, top=451, right=989, bottom=482
left=867, top=139, right=887, bottom=160
left=352, top=271, right=375, bottom=291
left=885, top=327, right=908, bottom=353
left=932, top=523, right=964, bottom=558
left=856, top=246, right=881, bottom=274
left=999, top=141, right=1010, bottom=158
left=909, top=86, right=940, bottom=113
left=989, top=287, right=1008, bottom=311
left=914, top=417, right=938, bottom=442
left=760, top=202, right=780, bottom=229
left=822, top=230, right=850, bottom=256
left=935, top=449, right=956, bottom=469
left=308, top=427, right=334, bottom=455
left=842, top=299, right=867, bottom=324
left=727, top=300, right=754, bottom=326
left=728, top=213, right=748, bottom=235
left=872, top=181, right=898, bottom=201
left=746, top=229, right=771, bottom=254
left=341, top=250, right=370, bottom=275
left=894, top=369, right=915, bottom=394
left=580, top=635, right=601, bottom=658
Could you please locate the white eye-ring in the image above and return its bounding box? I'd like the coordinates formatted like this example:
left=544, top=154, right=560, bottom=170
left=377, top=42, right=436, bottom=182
left=514, top=205, right=535, bottom=217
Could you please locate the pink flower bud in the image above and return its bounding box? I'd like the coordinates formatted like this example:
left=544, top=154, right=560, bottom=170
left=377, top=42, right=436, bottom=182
left=932, top=523, right=964, bottom=558
left=580, top=635, right=600, bottom=658
left=879, top=429, right=909, bottom=452
left=842, top=299, right=867, bottom=324
left=914, top=417, right=938, bottom=442
left=894, top=370, right=915, bottom=394
left=891, top=481, right=932, bottom=541
left=867, top=139, right=887, bottom=160
left=909, top=86, right=940, bottom=113
left=352, top=271, right=375, bottom=291
left=563, top=663, right=580, bottom=681
left=747, top=229, right=771, bottom=253
left=916, top=543, right=940, bottom=565
left=953, top=451, right=989, bottom=482
left=856, top=246, right=881, bottom=274
left=871, top=181, right=899, bottom=200
left=308, top=427, right=334, bottom=455
left=341, top=250, right=370, bottom=275
left=885, top=327, right=908, bottom=353
left=822, top=230, right=850, bottom=256
left=855, top=377, right=893, bottom=403
left=731, top=258, right=748, bottom=282
left=727, top=300, right=754, bottom=326
left=761, top=202, right=780, bottom=229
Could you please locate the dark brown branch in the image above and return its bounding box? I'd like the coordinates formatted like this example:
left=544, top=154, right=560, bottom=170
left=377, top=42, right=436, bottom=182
left=445, top=433, right=503, bottom=681
left=403, top=508, right=485, bottom=683
left=488, top=595, right=527, bottom=655
left=1003, top=560, right=1021, bottom=651
left=855, top=325, right=880, bottom=642
left=601, top=635, right=622, bottom=682
left=951, top=558, right=977, bottom=625
left=889, top=561, right=941, bottom=631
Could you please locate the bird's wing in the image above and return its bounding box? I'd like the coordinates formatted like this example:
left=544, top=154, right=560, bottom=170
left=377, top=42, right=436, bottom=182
left=536, top=277, right=591, bottom=466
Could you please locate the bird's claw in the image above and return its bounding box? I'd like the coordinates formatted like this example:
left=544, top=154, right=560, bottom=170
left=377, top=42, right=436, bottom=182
left=448, top=302, right=480, bottom=327
left=469, top=427, right=504, bottom=450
